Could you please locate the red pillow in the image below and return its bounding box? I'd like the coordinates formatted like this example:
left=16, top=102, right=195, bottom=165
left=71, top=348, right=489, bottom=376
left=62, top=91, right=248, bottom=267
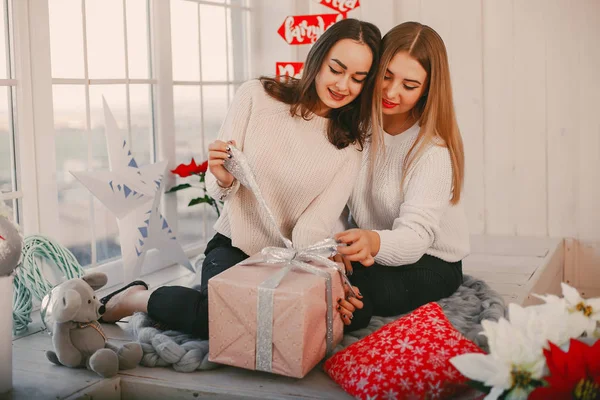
left=324, top=302, right=484, bottom=400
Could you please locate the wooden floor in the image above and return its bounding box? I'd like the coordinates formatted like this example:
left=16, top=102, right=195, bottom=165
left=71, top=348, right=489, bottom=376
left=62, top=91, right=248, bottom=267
left=4, top=234, right=564, bottom=400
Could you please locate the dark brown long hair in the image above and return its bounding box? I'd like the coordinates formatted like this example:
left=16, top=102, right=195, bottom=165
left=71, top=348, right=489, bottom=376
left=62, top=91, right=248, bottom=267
left=260, top=18, right=381, bottom=150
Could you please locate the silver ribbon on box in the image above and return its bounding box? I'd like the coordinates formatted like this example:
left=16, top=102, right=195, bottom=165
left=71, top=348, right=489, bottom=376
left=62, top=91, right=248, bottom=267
left=223, top=146, right=355, bottom=373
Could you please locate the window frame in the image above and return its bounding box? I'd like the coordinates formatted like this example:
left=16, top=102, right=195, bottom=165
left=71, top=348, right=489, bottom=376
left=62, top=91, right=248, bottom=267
left=172, top=0, right=252, bottom=243
left=7, top=0, right=253, bottom=291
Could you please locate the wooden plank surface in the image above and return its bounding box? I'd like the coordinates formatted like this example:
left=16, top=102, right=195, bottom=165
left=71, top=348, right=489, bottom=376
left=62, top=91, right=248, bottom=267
left=463, top=254, right=541, bottom=274
left=546, top=0, right=579, bottom=238
left=513, top=0, right=549, bottom=236
left=524, top=242, right=564, bottom=306
left=447, top=0, right=486, bottom=235
left=119, top=366, right=351, bottom=400
left=470, top=235, right=560, bottom=257
left=577, top=0, right=600, bottom=244
left=64, top=378, right=120, bottom=400
left=8, top=235, right=564, bottom=399
left=482, top=0, right=516, bottom=235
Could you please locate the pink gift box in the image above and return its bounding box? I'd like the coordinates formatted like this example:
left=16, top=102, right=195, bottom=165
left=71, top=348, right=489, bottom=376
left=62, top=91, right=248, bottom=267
left=208, top=255, right=345, bottom=378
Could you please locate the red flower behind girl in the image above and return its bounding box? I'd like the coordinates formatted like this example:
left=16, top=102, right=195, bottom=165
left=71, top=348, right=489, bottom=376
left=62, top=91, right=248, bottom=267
left=170, top=158, right=208, bottom=177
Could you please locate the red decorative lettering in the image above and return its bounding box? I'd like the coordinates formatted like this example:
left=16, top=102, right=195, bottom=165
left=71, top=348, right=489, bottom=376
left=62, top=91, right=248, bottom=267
left=277, top=13, right=346, bottom=45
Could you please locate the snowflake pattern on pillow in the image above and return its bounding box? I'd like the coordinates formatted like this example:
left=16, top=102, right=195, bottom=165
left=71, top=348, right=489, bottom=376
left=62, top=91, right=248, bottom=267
left=324, top=302, right=484, bottom=400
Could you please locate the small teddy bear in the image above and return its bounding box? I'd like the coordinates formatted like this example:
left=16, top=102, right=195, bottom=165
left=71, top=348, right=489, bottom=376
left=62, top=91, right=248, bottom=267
left=43, top=272, right=143, bottom=378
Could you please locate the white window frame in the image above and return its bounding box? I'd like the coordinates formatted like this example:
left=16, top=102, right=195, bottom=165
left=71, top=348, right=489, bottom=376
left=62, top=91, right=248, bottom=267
left=0, top=0, right=20, bottom=222
left=8, top=0, right=253, bottom=291
left=174, top=0, right=252, bottom=242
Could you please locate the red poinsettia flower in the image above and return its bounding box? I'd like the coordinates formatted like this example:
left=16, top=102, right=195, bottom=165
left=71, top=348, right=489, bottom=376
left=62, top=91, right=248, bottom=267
left=197, top=160, right=208, bottom=174
left=530, top=339, right=600, bottom=400
left=171, top=158, right=208, bottom=177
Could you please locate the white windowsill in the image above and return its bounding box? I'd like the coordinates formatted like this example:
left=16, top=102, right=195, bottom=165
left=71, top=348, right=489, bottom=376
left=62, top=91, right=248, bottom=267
left=13, top=243, right=205, bottom=341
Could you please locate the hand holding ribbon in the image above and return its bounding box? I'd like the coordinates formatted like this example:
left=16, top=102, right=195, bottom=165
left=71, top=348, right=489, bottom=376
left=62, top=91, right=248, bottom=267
left=221, top=145, right=357, bottom=372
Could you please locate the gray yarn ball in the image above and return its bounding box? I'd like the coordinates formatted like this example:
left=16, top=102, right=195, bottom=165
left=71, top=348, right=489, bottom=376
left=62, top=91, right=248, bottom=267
left=0, top=215, right=22, bottom=276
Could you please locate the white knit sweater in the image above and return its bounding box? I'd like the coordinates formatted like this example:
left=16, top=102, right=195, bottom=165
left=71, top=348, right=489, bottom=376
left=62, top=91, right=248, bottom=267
left=206, top=80, right=363, bottom=256
left=346, top=123, right=470, bottom=266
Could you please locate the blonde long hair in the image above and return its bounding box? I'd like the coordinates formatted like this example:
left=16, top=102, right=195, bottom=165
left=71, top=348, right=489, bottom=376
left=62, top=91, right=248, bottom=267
left=371, top=22, right=464, bottom=204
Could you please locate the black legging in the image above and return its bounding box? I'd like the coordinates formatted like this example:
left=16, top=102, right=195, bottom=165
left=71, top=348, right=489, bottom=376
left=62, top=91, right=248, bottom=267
left=344, top=255, right=464, bottom=333
left=147, top=233, right=249, bottom=339
left=147, top=233, right=463, bottom=339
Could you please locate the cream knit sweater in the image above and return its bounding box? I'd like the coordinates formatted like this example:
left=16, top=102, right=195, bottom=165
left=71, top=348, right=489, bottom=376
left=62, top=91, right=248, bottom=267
left=347, top=123, right=470, bottom=266
left=206, top=80, right=362, bottom=256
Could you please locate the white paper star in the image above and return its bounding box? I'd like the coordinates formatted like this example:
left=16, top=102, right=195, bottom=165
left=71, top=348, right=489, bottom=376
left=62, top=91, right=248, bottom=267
left=71, top=99, right=193, bottom=281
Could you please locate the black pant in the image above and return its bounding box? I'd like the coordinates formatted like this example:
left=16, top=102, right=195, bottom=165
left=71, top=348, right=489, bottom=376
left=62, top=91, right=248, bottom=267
left=147, top=233, right=248, bottom=339
left=345, top=255, right=463, bottom=333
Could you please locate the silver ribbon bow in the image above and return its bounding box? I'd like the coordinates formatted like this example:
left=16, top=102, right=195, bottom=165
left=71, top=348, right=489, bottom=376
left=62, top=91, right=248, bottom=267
left=223, top=145, right=355, bottom=373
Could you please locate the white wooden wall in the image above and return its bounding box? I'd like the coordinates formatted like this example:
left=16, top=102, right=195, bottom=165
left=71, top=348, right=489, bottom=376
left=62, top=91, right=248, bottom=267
left=253, top=0, right=600, bottom=286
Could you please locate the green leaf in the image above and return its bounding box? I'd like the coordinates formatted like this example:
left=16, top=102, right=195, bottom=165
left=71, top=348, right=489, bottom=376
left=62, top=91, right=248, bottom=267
left=188, top=197, right=211, bottom=207
left=465, top=380, right=492, bottom=395
left=166, top=183, right=192, bottom=193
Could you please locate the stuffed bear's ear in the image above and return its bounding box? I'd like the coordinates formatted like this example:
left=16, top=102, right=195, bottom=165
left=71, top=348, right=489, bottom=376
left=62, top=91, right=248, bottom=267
left=81, top=272, right=108, bottom=291
left=54, top=288, right=82, bottom=323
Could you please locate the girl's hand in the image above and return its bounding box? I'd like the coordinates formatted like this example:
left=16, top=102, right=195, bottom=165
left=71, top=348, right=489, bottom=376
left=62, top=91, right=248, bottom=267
left=335, top=229, right=380, bottom=267
left=208, top=140, right=237, bottom=187
left=336, top=286, right=363, bottom=326
left=333, top=253, right=353, bottom=275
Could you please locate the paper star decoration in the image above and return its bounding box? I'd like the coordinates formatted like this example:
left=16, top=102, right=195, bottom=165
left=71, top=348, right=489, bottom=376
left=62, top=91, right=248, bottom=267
left=71, top=99, right=194, bottom=282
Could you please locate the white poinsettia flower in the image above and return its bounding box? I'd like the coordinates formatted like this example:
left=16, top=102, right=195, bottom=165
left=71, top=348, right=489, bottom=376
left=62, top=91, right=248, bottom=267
left=508, top=302, right=589, bottom=348
left=561, top=283, right=600, bottom=334
left=450, top=317, right=546, bottom=400
left=535, top=283, right=600, bottom=336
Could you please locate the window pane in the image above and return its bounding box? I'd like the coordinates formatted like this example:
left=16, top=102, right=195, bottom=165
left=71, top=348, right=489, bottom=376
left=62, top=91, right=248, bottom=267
left=202, top=85, right=228, bottom=145
left=0, top=87, right=12, bottom=193
left=94, top=198, right=121, bottom=264
left=2, top=199, right=18, bottom=224
left=128, top=84, right=153, bottom=166
left=60, top=187, right=93, bottom=266
left=227, top=8, right=249, bottom=82
left=49, top=0, right=85, bottom=78
left=174, top=85, right=202, bottom=161
left=200, top=5, right=227, bottom=81
left=89, top=85, right=127, bottom=169
left=175, top=184, right=207, bottom=248
left=226, top=7, right=234, bottom=81
left=126, top=0, right=150, bottom=79
left=86, top=0, right=126, bottom=78
left=228, top=84, right=240, bottom=107
left=88, top=84, right=127, bottom=265
left=0, top=1, right=8, bottom=79
left=53, top=85, right=87, bottom=189
left=173, top=85, right=203, bottom=248
left=53, top=85, right=92, bottom=267
left=171, top=0, right=199, bottom=81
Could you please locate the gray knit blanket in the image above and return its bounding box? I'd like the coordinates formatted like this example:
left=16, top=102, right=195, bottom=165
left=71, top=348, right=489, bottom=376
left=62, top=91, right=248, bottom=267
left=126, top=275, right=506, bottom=372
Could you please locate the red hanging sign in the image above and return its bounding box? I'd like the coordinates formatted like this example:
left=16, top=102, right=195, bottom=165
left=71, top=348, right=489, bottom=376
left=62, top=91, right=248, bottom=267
left=275, top=62, right=304, bottom=78
left=319, top=0, right=360, bottom=13
left=277, top=13, right=346, bottom=45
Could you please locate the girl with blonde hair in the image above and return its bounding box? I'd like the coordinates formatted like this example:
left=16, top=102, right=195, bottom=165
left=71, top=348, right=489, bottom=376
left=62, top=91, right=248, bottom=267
left=335, top=21, right=469, bottom=331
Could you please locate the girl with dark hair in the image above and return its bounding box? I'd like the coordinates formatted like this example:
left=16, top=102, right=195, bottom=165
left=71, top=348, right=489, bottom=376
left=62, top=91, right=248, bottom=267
left=100, top=18, right=381, bottom=340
